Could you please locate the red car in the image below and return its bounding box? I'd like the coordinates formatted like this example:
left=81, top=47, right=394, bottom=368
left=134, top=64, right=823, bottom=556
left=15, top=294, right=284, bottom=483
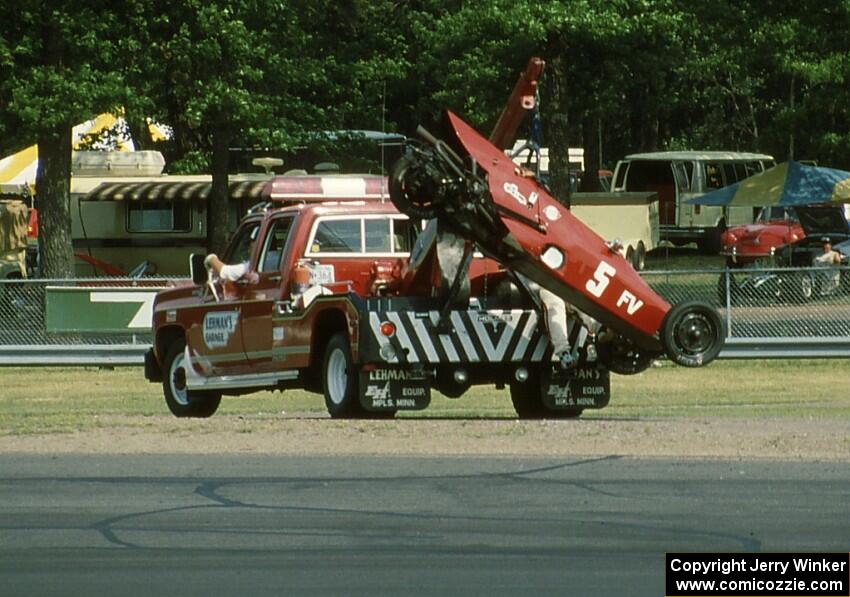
left=721, top=206, right=804, bottom=266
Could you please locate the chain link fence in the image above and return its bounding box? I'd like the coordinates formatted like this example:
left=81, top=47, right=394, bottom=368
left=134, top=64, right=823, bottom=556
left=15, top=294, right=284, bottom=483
left=0, top=278, right=172, bottom=364
left=2, top=267, right=850, bottom=364
left=642, top=265, right=850, bottom=338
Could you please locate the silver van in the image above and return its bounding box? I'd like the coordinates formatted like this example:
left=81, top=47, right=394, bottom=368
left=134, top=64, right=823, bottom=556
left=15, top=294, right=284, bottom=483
left=611, top=151, right=774, bottom=252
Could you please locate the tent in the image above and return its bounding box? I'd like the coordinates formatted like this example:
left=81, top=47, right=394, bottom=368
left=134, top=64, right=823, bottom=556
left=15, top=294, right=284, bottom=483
left=0, top=114, right=170, bottom=193
left=688, top=160, right=850, bottom=207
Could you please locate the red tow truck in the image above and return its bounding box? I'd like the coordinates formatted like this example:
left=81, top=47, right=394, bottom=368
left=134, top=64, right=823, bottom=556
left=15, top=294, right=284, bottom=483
left=144, top=112, right=725, bottom=419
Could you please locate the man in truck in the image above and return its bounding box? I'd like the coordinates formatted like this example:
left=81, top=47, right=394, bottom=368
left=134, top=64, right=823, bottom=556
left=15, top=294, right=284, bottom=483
left=203, top=252, right=255, bottom=282
left=203, top=225, right=260, bottom=283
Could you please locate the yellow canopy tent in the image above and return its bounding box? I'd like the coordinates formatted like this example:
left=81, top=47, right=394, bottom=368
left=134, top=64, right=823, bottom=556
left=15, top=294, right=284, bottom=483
left=0, top=113, right=170, bottom=194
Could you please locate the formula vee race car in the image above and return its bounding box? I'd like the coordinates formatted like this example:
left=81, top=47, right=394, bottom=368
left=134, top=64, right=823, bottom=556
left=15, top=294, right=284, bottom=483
left=389, top=111, right=726, bottom=371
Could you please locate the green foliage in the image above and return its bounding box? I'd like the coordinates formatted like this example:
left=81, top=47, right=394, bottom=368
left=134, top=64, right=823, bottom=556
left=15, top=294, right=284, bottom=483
left=4, top=0, right=850, bottom=264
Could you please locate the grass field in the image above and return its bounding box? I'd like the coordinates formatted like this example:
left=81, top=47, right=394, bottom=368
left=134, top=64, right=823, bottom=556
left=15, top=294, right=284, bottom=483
left=0, top=359, right=847, bottom=436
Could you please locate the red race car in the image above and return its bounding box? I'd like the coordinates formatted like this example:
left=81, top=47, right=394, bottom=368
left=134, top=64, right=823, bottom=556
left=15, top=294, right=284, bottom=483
left=721, top=206, right=804, bottom=267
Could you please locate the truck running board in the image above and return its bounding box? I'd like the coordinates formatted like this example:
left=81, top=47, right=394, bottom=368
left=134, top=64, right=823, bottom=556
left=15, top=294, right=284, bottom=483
left=184, top=347, right=299, bottom=391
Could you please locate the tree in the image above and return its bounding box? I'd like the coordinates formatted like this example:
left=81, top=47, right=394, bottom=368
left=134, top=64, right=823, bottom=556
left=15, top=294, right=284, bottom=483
left=0, top=2, right=126, bottom=277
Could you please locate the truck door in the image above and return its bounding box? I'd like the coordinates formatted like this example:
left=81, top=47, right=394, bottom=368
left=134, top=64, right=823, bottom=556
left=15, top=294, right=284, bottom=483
left=239, top=215, right=295, bottom=374
left=185, top=220, right=261, bottom=376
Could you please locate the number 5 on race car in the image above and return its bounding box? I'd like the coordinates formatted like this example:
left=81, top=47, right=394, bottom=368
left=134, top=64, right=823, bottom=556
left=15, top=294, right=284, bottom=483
left=586, top=261, right=616, bottom=298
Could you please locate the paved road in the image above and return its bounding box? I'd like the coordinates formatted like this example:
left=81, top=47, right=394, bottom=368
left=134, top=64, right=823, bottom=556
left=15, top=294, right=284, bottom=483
left=0, top=454, right=847, bottom=596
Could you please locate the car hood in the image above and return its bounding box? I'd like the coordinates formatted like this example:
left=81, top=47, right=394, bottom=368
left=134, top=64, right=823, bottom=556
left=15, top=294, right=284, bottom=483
left=794, top=206, right=850, bottom=237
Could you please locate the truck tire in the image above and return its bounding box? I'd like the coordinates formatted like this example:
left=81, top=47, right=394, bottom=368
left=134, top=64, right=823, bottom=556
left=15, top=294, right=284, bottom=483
left=509, top=367, right=582, bottom=419
left=162, top=340, right=221, bottom=418
left=322, top=333, right=365, bottom=418
left=509, top=381, right=548, bottom=419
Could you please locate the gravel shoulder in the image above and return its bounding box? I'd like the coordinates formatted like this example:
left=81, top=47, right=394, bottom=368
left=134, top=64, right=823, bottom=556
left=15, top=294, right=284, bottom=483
left=1, top=415, right=847, bottom=461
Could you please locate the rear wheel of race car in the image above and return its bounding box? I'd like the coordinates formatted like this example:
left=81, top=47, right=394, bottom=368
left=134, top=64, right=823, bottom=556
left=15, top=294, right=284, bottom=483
left=661, top=301, right=725, bottom=367
left=596, top=334, right=656, bottom=375
left=322, top=333, right=367, bottom=418
left=162, top=340, right=221, bottom=418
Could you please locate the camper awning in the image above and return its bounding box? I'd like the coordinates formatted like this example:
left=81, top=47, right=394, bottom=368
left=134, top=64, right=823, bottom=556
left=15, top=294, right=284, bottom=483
left=85, top=179, right=268, bottom=201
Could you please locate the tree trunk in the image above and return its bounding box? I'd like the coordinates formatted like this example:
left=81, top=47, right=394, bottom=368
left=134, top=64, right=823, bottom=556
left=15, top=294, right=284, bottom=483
left=35, top=127, right=74, bottom=278
left=207, top=126, right=232, bottom=256
left=545, top=54, right=572, bottom=206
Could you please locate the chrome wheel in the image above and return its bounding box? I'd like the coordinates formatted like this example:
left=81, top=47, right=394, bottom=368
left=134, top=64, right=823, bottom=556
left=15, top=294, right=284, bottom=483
left=326, top=347, right=348, bottom=406
left=168, top=350, right=190, bottom=407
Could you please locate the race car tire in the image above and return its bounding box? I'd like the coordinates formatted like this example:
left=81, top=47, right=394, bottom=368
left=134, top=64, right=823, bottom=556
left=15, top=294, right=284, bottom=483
left=388, top=154, right=439, bottom=220
left=596, top=333, right=656, bottom=375
left=162, top=340, right=221, bottom=418
left=322, top=333, right=366, bottom=418
left=661, top=301, right=725, bottom=367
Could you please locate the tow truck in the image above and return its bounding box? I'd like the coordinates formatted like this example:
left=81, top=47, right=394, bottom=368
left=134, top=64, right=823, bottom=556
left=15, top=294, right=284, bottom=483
left=143, top=120, right=724, bottom=419
left=144, top=63, right=725, bottom=419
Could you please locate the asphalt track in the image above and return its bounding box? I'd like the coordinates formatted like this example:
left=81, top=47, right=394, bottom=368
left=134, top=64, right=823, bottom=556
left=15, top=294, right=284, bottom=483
left=0, top=454, right=847, bottom=596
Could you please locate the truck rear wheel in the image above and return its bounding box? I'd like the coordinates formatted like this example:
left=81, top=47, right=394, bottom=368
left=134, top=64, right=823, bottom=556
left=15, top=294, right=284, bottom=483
left=322, top=333, right=366, bottom=418
left=162, top=340, right=221, bottom=418
left=509, top=367, right=582, bottom=419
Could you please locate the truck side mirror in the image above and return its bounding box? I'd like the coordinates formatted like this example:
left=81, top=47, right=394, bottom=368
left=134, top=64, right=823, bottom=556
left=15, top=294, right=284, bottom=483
left=190, top=253, right=207, bottom=286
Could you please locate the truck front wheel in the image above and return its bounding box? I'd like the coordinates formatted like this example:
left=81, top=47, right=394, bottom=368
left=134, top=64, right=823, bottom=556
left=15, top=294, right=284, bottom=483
left=322, top=333, right=365, bottom=418
left=162, top=340, right=221, bottom=418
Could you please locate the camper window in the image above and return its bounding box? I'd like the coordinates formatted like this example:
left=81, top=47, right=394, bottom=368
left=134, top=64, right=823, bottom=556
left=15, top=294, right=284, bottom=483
left=127, top=200, right=191, bottom=232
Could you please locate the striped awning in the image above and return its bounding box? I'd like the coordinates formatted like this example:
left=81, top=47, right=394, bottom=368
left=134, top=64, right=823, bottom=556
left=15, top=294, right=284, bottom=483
left=85, top=179, right=268, bottom=201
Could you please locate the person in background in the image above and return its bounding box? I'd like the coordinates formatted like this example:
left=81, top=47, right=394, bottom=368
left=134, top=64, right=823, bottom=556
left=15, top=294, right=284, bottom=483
left=814, top=239, right=841, bottom=295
